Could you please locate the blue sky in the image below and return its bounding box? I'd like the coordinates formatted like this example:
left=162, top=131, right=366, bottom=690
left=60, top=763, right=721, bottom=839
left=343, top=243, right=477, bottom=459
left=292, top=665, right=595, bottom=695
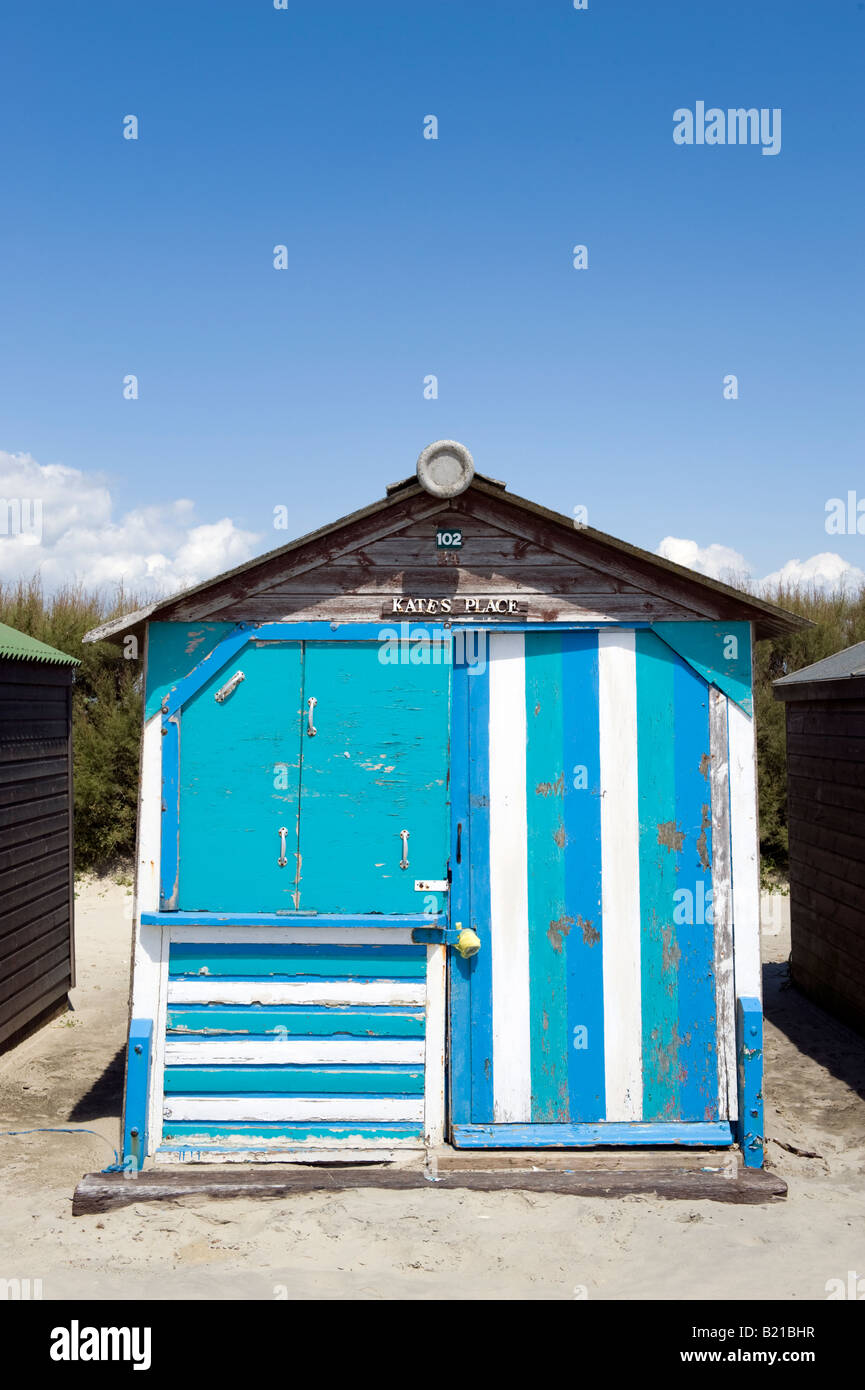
left=0, top=0, right=862, bottom=595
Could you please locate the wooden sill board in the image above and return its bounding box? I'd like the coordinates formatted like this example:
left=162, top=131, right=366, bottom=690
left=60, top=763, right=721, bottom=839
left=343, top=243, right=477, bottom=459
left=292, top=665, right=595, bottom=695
left=73, top=1162, right=786, bottom=1214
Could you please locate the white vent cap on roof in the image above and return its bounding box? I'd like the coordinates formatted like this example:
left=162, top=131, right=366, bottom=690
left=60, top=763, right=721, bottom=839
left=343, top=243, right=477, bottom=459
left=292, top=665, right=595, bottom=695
left=416, top=440, right=475, bottom=498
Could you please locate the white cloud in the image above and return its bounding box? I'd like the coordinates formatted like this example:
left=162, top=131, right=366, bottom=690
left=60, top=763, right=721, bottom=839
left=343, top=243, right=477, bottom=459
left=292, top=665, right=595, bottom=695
left=656, top=535, right=751, bottom=583
left=0, top=451, right=260, bottom=597
left=759, top=552, right=865, bottom=593
left=657, top=534, right=865, bottom=596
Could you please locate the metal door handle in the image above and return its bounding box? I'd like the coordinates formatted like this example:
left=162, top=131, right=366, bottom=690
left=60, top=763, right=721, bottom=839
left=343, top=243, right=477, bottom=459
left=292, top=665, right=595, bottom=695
left=399, top=829, right=410, bottom=870
left=214, top=670, right=245, bottom=703
left=307, top=696, right=317, bottom=736
left=278, top=826, right=288, bottom=867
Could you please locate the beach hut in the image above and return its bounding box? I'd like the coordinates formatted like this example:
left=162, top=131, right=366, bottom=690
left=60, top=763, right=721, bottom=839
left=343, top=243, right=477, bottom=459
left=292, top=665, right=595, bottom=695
left=84, top=442, right=805, bottom=1170
left=0, top=622, right=79, bottom=1047
left=774, top=641, right=865, bottom=1036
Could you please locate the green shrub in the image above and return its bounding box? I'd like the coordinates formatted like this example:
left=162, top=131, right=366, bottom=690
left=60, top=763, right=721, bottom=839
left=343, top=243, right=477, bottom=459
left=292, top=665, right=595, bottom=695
left=754, top=581, right=865, bottom=873
left=0, top=577, right=145, bottom=873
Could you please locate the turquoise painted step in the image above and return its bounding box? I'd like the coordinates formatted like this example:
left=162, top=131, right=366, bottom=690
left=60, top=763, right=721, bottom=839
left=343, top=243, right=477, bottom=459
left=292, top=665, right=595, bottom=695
left=168, top=943, right=427, bottom=979
left=165, top=1006, right=426, bottom=1037
left=160, top=1123, right=424, bottom=1141
left=163, top=1066, right=425, bottom=1095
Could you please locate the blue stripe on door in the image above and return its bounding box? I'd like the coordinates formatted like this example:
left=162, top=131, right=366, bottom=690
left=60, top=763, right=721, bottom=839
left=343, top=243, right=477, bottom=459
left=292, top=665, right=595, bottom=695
left=673, top=654, right=718, bottom=1120
left=635, top=631, right=680, bottom=1121
left=525, top=633, right=568, bottom=1122
left=168, top=943, right=427, bottom=979
left=561, top=630, right=605, bottom=1121
left=448, top=652, right=473, bottom=1126
left=165, top=1006, right=426, bottom=1037
left=467, top=649, right=494, bottom=1122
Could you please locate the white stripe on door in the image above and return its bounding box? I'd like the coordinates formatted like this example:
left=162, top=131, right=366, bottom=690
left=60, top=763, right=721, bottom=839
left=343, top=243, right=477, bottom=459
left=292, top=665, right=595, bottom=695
left=728, top=699, right=762, bottom=1003
left=598, top=629, right=643, bottom=1121
left=164, top=1038, right=424, bottom=1066
left=164, top=1097, right=424, bottom=1123
left=166, top=980, right=426, bottom=1007
left=488, top=631, right=532, bottom=1123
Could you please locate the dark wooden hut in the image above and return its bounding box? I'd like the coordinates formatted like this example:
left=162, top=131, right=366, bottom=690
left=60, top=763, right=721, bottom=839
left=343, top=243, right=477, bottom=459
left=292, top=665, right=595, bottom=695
left=0, top=621, right=79, bottom=1047
left=774, top=640, right=865, bottom=1035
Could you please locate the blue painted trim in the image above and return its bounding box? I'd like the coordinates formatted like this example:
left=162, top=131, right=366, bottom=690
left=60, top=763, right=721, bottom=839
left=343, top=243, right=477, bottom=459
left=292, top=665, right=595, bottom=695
left=142, top=911, right=445, bottom=928
left=159, top=714, right=181, bottom=911
left=446, top=621, right=653, bottom=632
left=673, top=652, right=717, bottom=1121
left=160, top=623, right=447, bottom=721
left=467, top=649, right=494, bottom=1123
left=253, top=623, right=448, bottom=642
left=412, top=926, right=461, bottom=945
left=451, top=1121, right=734, bottom=1148
left=448, top=652, right=473, bottom=1127
left=161, top=623, right=255, bottom=717
left=736, top=996, right=764, bottom=1169
left=123, top=1018, right=153, bottom=1170
left=561, top=630, right=605, bottom=1121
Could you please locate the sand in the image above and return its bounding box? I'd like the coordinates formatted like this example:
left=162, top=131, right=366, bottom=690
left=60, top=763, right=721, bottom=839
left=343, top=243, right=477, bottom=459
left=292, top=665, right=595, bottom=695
left=0, top=879, right=862, bottom=1301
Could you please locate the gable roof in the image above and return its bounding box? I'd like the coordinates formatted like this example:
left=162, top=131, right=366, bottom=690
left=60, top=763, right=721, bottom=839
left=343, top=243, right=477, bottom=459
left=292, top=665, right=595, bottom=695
left=83, top=474, right=809, bottom=645
left=0, top=621, right=80, bottom=667
left=774, top=639, right=865, bottom=702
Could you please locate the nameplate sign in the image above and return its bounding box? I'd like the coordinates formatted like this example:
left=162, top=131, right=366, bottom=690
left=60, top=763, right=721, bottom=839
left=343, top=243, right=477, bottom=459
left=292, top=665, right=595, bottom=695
left=386, top=597, right=528, bottom=616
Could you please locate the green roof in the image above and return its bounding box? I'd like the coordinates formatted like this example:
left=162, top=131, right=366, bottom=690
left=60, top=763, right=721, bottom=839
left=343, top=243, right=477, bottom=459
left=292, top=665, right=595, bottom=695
left=0, top=621, right=80, bottom=667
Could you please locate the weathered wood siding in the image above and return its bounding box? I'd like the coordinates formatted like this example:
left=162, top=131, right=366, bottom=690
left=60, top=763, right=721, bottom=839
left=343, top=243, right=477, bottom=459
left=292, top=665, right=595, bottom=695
left=162, top=488, right=752, bottom=627
left=785, top=697, right=865, bottom=1035
left=0, top=658, right=75, bottom=1046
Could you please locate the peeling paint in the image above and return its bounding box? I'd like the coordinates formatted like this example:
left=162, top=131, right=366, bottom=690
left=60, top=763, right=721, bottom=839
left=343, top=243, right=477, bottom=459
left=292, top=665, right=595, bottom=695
left=699, top=752, right=711, bottom=780
left=661, top=925, right=681, bottom=974
left=547, top=914, right=575, bottom=953
left=535, top=772, right=565, bottom=798
left=553, top=824, right=566, bottom=849
left=657, top=819, right=685, bottom=852
left=696, top=803, right=711, bottom=870
left=578, top=915, right=600, bottom=947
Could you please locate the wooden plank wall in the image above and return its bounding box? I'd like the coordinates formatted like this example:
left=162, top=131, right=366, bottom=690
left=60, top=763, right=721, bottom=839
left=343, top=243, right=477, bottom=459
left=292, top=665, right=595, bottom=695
left=164, top=490, right=742, bottom=627
left=0, top=659, right=75, bottom=1046
left=785, top=696, right=865, bottom=1035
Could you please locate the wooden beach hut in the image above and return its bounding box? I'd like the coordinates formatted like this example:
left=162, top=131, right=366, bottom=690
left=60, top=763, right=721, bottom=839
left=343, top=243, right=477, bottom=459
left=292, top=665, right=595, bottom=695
left=0, top=621, right=79, bottom=1047
left=84, top=441, right=805, bottom=1170
left=774, top=640, right=865, bottom=1036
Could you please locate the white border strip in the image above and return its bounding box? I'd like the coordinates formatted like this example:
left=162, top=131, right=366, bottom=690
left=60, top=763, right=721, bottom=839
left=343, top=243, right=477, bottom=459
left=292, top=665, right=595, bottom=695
left=709, top=688, right=737, bottom=1121
left=489, top=632, right=532, bottom=1123
left=164, top=1097, right=424, bottom=1123
left=166, top=979, right=427, bottom=1007
left=728, top=699, right=762, bottom=1002
left=598, top=630, right=643, bottom=1121
left=164, top=1038, right=424, bottom=1066
left=423, top=944, right=446, bottom=1145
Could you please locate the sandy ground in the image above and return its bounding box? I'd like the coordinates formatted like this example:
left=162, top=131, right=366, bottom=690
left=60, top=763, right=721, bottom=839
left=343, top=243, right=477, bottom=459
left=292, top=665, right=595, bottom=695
left=0, top=879, right=863, bottom=1301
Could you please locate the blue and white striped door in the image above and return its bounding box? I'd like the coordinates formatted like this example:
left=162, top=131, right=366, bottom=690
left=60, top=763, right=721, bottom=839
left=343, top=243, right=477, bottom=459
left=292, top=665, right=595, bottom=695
left=449, top=628, right=734, bottom=1147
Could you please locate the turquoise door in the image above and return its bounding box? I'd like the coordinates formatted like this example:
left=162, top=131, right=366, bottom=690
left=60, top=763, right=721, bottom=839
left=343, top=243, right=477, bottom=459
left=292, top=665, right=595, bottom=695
left=177, top=642, right=304, bottom=912
left=176, top=640, right=450, bottom=915
left=297, top=643, right=450, bottom=914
